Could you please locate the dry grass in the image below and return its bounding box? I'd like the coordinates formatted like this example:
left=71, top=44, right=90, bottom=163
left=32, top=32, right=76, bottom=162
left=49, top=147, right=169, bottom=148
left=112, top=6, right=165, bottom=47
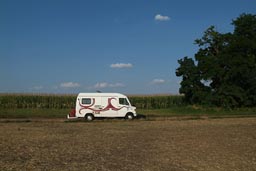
left=0, top=118, right=256, bottom=171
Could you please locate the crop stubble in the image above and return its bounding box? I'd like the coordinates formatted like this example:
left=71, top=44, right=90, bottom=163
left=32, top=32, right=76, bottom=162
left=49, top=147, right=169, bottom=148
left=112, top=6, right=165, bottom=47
left=0, top=118, right=256, bottom=171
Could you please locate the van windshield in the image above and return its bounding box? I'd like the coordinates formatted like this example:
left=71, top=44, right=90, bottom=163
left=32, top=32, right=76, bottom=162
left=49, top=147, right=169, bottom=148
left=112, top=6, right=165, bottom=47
left=119, top=98, right=130, bottom=105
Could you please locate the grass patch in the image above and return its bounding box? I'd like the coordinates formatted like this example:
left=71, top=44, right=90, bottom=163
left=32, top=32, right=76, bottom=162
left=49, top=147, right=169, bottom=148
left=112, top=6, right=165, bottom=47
left=0, top=108, right=69, bottom=118
left=137, top=106, right=256, bottom=117
left=1, top=106, right=256, bottom=119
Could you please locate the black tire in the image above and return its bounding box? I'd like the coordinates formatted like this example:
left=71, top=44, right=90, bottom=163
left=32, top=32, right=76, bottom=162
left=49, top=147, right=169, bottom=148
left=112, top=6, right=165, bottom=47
left=85, top=114, right=94, bottom=121
left=125, top=113, right=134, bottom=120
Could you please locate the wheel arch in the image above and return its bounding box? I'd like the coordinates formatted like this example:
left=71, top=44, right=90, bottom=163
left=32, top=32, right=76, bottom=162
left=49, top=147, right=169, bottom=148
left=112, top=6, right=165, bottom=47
left=125, top=112, right=135, bottom=119
left=85, top=113, right=94, bottom=121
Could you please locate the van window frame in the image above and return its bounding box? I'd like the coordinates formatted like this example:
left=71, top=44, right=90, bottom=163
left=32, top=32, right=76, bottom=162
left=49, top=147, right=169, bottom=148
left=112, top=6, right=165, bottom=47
left=119, top=98, right=130, bottom=106
left=81, top=98, right=92, bottom=105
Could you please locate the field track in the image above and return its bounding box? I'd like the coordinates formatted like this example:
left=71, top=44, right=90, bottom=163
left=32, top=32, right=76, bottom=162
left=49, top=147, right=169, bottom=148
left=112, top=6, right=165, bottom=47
left=1, top=117, right=256, bottom=171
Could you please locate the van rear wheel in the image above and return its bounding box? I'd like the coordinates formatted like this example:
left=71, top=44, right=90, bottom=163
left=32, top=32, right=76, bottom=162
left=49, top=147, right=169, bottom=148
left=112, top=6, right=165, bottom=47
left=85, top=114, right=94, bottom=121
left=125, top=113, right=134, bottom=120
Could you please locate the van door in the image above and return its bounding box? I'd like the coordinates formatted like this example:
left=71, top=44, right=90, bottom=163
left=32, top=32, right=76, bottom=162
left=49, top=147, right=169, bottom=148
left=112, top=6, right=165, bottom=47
left=100, top=96, right=118, bottom=117
left=118, top=98, right=130, bottom=117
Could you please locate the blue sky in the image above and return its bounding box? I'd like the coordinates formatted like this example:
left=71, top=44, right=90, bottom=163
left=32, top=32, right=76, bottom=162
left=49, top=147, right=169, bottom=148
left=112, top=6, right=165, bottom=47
left=0, top=0, right=255, bottom=94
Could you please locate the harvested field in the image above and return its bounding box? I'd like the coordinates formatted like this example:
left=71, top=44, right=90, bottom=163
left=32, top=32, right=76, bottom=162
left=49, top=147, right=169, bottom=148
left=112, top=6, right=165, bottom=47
left=0, top=118, right=256, bottom=171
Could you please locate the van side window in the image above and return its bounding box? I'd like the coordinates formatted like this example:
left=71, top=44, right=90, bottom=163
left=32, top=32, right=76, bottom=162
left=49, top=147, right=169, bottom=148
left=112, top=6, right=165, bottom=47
left=119, top=98, right=129, bottom=105
left=82, top=98, right=91, bottom=104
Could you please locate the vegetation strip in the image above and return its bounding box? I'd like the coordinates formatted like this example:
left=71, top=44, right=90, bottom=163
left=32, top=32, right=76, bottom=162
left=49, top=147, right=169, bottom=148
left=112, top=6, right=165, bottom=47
left=1, top=94, right=256, bottom=119
left=1, top=114, right=256, bottom=123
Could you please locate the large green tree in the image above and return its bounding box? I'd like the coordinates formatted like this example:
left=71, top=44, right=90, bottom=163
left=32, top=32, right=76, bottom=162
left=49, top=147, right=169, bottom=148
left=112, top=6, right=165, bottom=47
left=176, top=14, right=256, bottom=107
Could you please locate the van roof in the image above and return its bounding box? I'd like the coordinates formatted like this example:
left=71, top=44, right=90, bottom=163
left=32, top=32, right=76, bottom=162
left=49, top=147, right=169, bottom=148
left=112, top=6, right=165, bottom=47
left=77, top=93, right=127, bottom=97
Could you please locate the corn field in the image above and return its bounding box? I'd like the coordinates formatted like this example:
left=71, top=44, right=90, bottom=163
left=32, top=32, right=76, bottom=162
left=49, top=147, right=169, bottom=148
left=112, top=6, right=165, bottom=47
left=0, top=94, right=76, bottom=109
left=0, top=94, right=184, bottom=109
left=129, top=95, right=184, bottom=109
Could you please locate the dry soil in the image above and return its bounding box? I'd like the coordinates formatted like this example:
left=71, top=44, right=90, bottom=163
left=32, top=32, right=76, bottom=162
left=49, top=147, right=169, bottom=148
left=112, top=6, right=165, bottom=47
left=0, top=118, right=256, bottom=171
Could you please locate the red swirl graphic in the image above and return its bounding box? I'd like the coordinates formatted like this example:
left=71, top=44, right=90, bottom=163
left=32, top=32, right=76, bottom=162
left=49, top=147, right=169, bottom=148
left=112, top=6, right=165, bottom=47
left=79, top=98, right=127, bottom=114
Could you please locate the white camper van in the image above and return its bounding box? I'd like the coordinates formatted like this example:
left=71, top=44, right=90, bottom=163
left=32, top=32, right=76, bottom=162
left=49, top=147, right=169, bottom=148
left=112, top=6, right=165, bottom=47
left=67, top=93, right=136, bottom=121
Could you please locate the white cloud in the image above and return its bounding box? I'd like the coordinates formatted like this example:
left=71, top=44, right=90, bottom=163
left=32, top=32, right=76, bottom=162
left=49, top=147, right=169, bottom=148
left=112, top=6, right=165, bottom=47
left=152, top=79, right=166, bottom=84
left=109, top=83, right=125, bottom=88
left=94, top=82, right=125, bottom=89
left=60, top=82, right=80, bottom=88
left=110, top=63, right=133, bottom=69
left=94, top=82, right=108, bottom=89
left=154, top=14, right=170, bottom=21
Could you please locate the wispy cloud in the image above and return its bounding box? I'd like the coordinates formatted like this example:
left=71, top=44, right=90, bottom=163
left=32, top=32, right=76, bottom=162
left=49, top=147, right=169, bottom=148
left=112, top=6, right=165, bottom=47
left=152, top=79, right=166, bottom=84
left=110, top=63, right=133, bottom=69
left=154, top=14, right=170, bottom=21
left=94, top=82, right=108, bottom=89
left=60, top=82, right=80, bottom=88
left=94, top=82, right=125, bottom=89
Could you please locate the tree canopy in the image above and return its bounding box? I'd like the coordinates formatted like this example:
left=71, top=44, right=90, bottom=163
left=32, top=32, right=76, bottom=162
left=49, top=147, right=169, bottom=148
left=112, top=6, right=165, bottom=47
left=176, top=13, right=256, bottom=107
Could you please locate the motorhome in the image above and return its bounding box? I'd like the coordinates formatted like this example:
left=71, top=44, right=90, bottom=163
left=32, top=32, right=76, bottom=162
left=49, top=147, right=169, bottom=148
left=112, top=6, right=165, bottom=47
left=67, top=93, right=136, bottom=121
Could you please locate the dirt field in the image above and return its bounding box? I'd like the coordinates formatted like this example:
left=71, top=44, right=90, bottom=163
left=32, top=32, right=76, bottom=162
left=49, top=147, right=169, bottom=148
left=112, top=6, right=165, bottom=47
left=0, top=118, right=256, bottom=171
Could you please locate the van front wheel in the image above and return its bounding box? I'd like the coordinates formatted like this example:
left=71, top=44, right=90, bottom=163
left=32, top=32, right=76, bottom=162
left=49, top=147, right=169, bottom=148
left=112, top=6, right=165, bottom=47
left=125, top=113, right=134, bottom=120
left=85, top=114, right=94, bottom=121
